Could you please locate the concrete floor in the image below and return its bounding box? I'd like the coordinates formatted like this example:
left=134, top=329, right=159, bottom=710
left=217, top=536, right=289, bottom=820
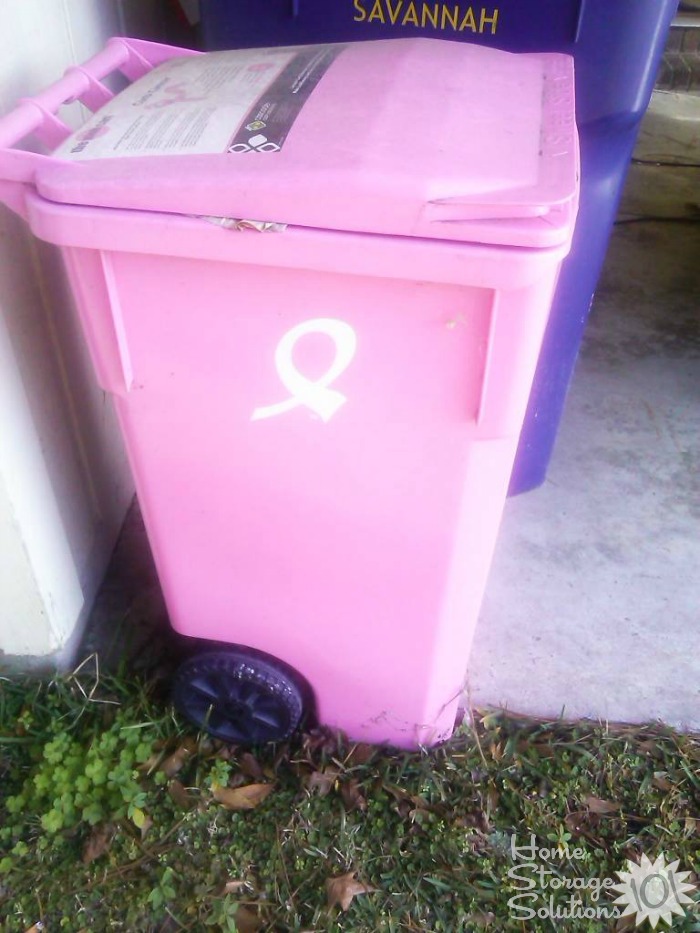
left=469, top=167, right=700, bottom=729
left=83, top=160, right=700, bottom=732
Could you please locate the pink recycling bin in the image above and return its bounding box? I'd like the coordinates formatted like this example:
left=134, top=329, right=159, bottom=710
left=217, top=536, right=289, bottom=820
left=0, top=37, right=578, bottom=748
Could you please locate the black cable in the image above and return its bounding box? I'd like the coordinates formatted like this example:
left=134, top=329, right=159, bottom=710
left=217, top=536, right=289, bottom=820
left=631, top=157, right=700, bottom=169
left=615, top=215, right=700, bottom=225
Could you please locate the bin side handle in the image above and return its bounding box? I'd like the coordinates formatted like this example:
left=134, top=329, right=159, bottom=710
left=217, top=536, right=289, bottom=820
left=0, top=37, right=201, bottom=217
left=477, top=279, right=556, bottom=437
left=100, top=251, right=134, bottom=393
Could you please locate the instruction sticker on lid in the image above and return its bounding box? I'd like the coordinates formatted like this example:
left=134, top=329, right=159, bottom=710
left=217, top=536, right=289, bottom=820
left=55, top=44, right=344, bottom=160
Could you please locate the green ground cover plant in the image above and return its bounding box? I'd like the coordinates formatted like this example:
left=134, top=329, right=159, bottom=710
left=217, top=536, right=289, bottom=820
left=1, top=660, right=699, bottom=932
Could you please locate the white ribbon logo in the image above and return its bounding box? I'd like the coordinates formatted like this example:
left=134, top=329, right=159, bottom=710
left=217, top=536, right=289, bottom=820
left=251, top=317, right=357, bottom=422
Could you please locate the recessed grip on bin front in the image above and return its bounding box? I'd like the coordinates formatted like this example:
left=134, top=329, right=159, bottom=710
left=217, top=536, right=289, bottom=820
left=0, top=37, right=200, bottom=219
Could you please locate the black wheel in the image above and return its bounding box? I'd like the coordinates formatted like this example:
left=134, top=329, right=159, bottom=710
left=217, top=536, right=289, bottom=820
left=171, top=649, right=305, bottom=744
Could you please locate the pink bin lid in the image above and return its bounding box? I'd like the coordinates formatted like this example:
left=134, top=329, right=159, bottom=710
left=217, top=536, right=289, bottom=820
left=42, top=39, right=578, bottom=249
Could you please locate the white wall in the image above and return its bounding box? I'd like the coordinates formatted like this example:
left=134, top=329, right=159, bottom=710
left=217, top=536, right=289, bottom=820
left=0, top=0, right=172, bottom=664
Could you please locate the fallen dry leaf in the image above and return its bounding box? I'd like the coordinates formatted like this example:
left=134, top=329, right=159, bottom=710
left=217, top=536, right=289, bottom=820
left=685, top=816, right=699, bottom=835
left=307, top=768, right=340, bottom=797
left=212, top=782, right=274, bottom=810
left=130, top=806, right=149, bottom=833
left=302, top=728, right=341, bottom=761
left=345, top=743, right=376, bottom=767
left=565, top=811, right=585, bottom=834
left=620, top=844, right=643, bottom=863
left=214, top=743, right=235, bottom=761
left=227, top=772, right=250, bottom=790
left=340, top=778, right=367, bottom=813
left=138, top=751, right=164, bottom=773
left=168, top=778, right=195, bottom=809
left=230, top=905, right=261, bottom=933
left=139, top=813, right=153, bottom=839
left=325, top=871, right=377, bottom=912
left=394, top=797, right=413, bottom=821
left=384, top=783, right=430, bottom=810
left=489, top=742, right=504, bottom=762
left=223, top=879, right=249, bottom=894
left=563, top=811, right=606, bottom=849
left=652, top=772, right=673, bottom=792
left=82, top=822, right=115, bottom=864
left=238, top=752, right=264, bottom=780
left=516, top=740, right=556, bottom=758
left=583, top=795, right=621, bottom=815
left=161, top=737, right=198, bottom=778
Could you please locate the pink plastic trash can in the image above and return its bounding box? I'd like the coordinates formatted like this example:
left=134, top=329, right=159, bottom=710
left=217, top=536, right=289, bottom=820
left=0, top=37, right=578, bottom=748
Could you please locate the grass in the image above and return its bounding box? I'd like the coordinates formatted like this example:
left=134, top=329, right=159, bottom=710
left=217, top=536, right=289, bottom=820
left=1, top=659, right=699, bottom=932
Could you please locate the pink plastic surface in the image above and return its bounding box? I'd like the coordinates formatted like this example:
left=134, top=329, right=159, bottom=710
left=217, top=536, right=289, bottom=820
left=35, top=39, right=575, bottom=248
left=0, top=37, right=578, bottom=746
left=63, top=235, right=558, bottom=746
left=0, top=37, right=199, bottom=220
